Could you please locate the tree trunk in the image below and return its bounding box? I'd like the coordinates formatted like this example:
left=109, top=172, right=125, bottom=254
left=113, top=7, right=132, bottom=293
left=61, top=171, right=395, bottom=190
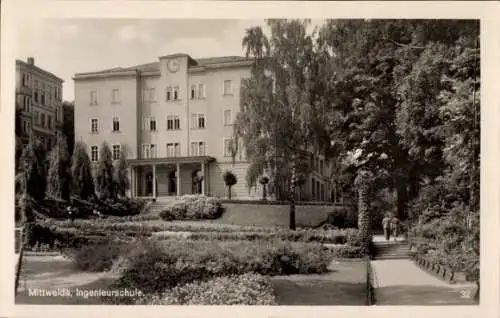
left=289, top=158, right=296, bottom=230
left=227, top=186, right=232, bottom=200
left=262, top=184, right=267, bottom=200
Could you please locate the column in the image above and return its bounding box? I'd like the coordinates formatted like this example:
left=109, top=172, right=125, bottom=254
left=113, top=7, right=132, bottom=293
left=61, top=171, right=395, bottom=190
left=152, top=164, right=157, bottom=199
left=176, top=163, right=181, bottom=196
left=201, top=161, right=205, bottom=195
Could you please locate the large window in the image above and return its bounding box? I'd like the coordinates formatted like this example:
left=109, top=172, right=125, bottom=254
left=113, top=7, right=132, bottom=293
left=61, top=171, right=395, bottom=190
left=112, top=144, right=121, bottom=160
left=223, top=80, right=233, bottom=95
left=198, top=84, right=205, bottom=99
left=113, top=117, right=120, bottom=132
left=191, top=114, right=205, bottom=129
left=167, top=115, right=180, bottom=130
left=167, top=142, right=180, bottom=157
left=90, top=91, right=98, bottom=105
left=190, top=141, right=205, bottom=156
left=91, top=146, right=99, bottom=162
left=90, top=118, right=98, bottom=133
left=142, top=144, right=157, bottom=159
left=174, top=86, right=180, bottom=100
left=41, top=113, right=46, bottom=127
left=150, top=118, right=157, bottom=131
left=223, top=139, right=232, bottom=157
left=223, top=109, right=232, bottom=126
left=112, top=89, right=120, bottom=104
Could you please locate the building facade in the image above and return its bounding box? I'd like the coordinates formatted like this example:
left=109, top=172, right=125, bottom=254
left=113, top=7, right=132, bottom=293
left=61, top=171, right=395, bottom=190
left=16, top=57, right=64, bottom=149
left=74, top=54, right=333, bottom=201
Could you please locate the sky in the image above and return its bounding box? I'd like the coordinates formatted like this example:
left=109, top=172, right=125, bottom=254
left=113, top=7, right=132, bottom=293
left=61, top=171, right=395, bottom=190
left=14, top=19, right=274, bottom=101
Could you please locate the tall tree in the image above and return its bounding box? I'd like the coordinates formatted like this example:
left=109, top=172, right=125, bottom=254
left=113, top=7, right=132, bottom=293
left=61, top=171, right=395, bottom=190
left=95, top=142, right=116, bottom=201
left=235, top=19, right=318, bottom=229
left=71, top=141, right=95, bottom=200
left=46, top=136, right=72, bottom=201
left=62, top=101, right=75, bottom=156
left=114, top=145, right=130, bottom=198
left=20, top=135, right=47, bottom=201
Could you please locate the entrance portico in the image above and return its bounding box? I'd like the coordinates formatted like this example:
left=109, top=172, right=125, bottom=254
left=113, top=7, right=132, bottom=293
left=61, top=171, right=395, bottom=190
left=127, top=156, right=215, bottom=199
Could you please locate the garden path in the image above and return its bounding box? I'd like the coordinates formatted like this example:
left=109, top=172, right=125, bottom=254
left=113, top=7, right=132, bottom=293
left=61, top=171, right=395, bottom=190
left=370, top=259, right=477, bottom=305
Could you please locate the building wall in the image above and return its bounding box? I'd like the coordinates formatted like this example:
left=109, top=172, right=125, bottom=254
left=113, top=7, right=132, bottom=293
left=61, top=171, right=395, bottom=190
left=74, top=75, right=139, bottom=160
left=16, top=58, right=63, bottom=149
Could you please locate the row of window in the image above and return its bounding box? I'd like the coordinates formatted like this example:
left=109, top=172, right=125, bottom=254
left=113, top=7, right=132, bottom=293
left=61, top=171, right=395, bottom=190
left=89, top=110, right=233, bottom=134
left=90, top=144, right=122, bottom=162
left=311, top=155, right=326, bottom=175
left=311, top=178, right=327, bottom=202
left=34, top=111, right=54, bottom=129
left=88, top=80, right=234, bottom=106
left=21, top=72, right=61, bottom=103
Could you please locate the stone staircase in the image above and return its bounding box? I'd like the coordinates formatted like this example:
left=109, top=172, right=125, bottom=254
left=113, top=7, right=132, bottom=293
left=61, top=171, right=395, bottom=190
left=146, top=199, right=175, bottom=215
left=372, top=240, right=410, bottom=260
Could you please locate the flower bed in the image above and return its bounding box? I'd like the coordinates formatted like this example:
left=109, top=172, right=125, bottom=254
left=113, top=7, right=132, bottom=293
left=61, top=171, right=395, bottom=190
left=412, top=254, right=468, bottom=284
left=139, top=273, right=277, bottom=305
left=112, top=238, right=331, bottom=296
left=159, top=195, right=222, bottom=221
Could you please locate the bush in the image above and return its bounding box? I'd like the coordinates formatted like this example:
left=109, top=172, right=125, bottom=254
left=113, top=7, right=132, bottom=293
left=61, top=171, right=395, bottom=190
left=142, top=273, right=277, bottom=305
left=159, top=195, right=222, bottom=220
left=70, top=237, right=128, bottom=272
left=115, top=239, right=330, bottom=295
left=328, top=245, right=364, bottom=259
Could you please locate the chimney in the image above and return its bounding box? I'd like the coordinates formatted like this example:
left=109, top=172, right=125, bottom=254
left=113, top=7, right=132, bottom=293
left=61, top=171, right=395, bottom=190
left=27, top=57, right=34, bottom=65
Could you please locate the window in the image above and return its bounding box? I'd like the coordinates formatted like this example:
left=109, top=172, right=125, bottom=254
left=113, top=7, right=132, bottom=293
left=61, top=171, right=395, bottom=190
left=150, top=118, right=157, bottom=131
left=166, top=143, right=180, bottom=157
left=198, top=84, right=205, bottom=99
left=190, top=141, right=205, bottom=156
left=191, top=114, right=205, bottom=129
left=47, top=116, right=52, bottom=129
left=41, top=113, right=46, bottom=127
left=34, top=111, right=39, bottom=124
left=91, top=146, right=99, bottom=162
left=40, top=136, right=45, bottom=145
left=224, top=109, right=232, bottom=126
left=142, top=144, right=150, bottom=159
left=166, top=87, right=172, bottom=101
left=90, top=118, right=98, bottom=133
left=174, top=86, right=179, bottom=100
left=150, top=144, right=157, bottom=158
left=112, top=144, right=121, bottom=160
left=41, top=92, right=46, bottom=105
left=113, top=117, right=120, bottom=132
left=112, top=89, right=120, bottom=104
left=223, top=80, right=233, bottom=95
left=142, top=117, right=150, bottom=131
left=23, top=96, right=31, bottom=112
left=167, top=115, right=180, bottom=130
left=190, top=85, right=196, bottom=100
left=90, top=91, right=98, bottom=105
left=319, top=160, right=324, bottom=175
left=34, top=91, right=39, bottom=103
left=224, top=139, right=233, bottom=157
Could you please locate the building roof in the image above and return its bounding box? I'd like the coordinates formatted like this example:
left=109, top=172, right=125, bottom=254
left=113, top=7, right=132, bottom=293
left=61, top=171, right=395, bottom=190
left=74, top=55, right=253, bottom=78
left=16, top=59, right=64, bottom=83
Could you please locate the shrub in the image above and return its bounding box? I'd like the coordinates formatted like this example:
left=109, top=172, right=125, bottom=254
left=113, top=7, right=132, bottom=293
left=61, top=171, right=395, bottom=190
left=159, top=195, right=222, bottom=220
left=70, top=237, right=128, bottom=272
left=142, top=273, right=277, bottom=305
left=327, top=245, right=364, bottom=259
left=115, top=239, right=330, bottom=296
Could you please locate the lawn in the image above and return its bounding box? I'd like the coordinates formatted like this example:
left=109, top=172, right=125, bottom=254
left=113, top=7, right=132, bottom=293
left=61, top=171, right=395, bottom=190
left=269, top=260, right=368, bottom=305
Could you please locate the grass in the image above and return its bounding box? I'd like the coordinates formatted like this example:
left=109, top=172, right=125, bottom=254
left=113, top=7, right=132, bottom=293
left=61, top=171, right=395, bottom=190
left=269, top=260, right=368, bottom=305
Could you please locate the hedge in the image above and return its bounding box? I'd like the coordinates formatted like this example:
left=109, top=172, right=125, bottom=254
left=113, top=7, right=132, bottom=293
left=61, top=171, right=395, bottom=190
left=159, top=195, right=223, bottom=221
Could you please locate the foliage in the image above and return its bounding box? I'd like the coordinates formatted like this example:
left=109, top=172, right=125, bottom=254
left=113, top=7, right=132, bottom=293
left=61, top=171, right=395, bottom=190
left=113, top=145, right=130, bottom=198
left=70, top=237, right=128, bottom=272
left=143, top=273, right=277, bottom=305
left=159, top=195, right=222, bottom=220
left=222, top=170, right=237, bottom=199
left=114, top=239, right=330, bottom=295
left=46, top=136, right=72, bottom=201
left=20, top=136, right=47, bottom=201
left=71, top=141, right=95, bottom=200
left=62, top=101, right=75, bottom=156
left=94, top=142, right=116, bottom=201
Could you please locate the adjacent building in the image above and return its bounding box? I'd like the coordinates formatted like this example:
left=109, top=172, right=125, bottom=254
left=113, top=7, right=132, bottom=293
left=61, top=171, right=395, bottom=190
left=16, top=57, right=64, bottom=149
left=73, top=53, right=333, bottom=201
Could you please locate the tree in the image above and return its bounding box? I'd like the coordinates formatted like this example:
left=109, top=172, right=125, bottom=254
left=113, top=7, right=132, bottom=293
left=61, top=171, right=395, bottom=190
left=114, top=145, right=130, bottom=198
left=354, top=169, right=374, bottom=254
left=223, top=171, right=237, bottom=200
left=62, top=101, right=75, bottom=156
left=235, top=19, right=319, bottom=230
left=71, top=141, right=95, bottom=200
left=95, top=142, right=116, bottom=201
left=46, top=136, right=71, bottom=201
left=20, top=135, right=47, bottom=201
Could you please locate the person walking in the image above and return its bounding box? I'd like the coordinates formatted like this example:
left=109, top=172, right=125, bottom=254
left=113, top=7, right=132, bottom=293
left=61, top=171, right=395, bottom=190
left=391, top=215, right=400, bottom=241
left=382, top=213, right=392, bottom=241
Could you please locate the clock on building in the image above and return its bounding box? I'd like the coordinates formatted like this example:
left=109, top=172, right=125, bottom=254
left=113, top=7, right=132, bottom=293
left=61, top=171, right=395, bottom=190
left=167, top=59, right=180, bottom=73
